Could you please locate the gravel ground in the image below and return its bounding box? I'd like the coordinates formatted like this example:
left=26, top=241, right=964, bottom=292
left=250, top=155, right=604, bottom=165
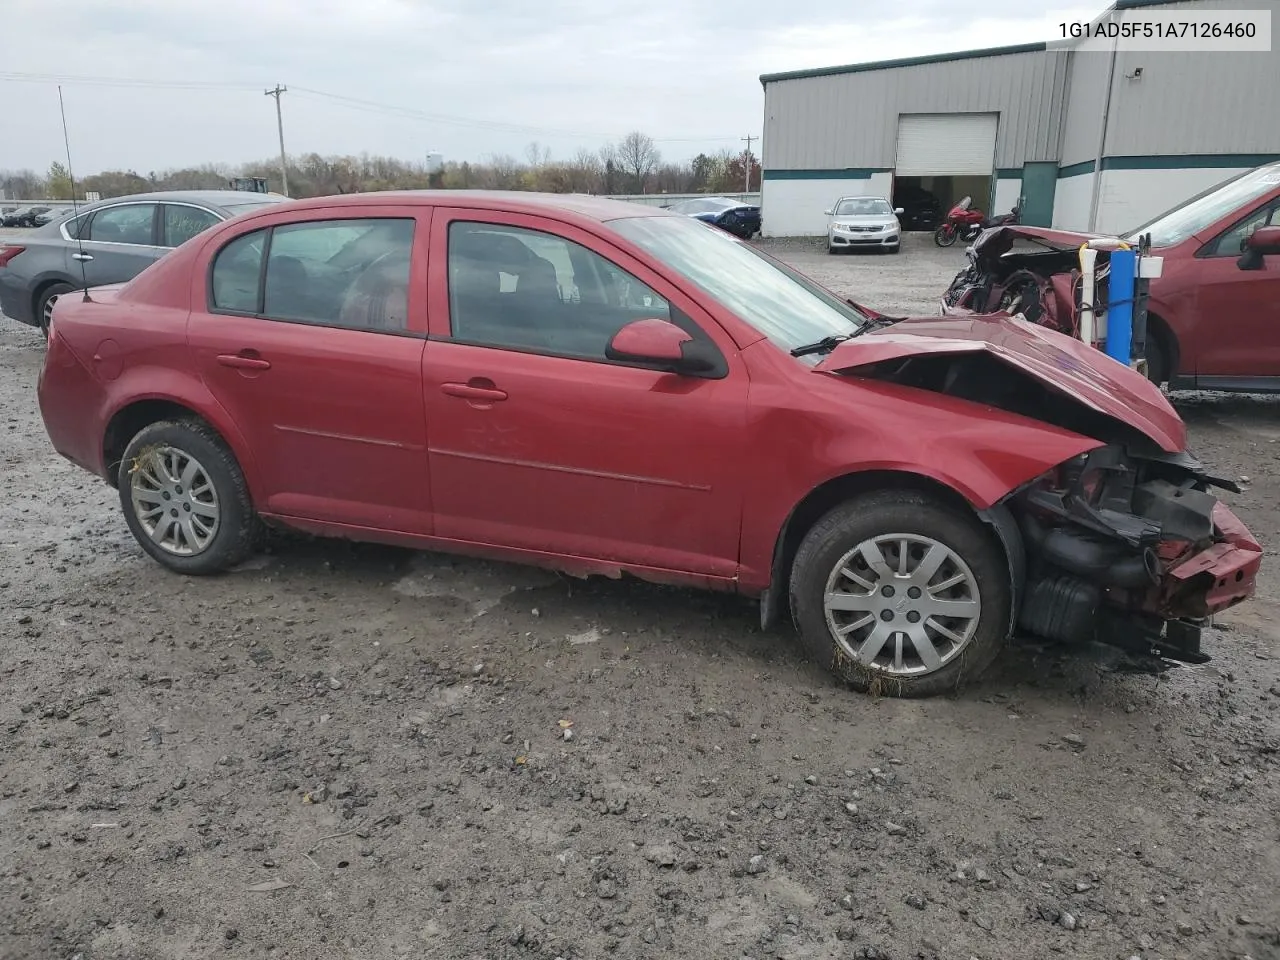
left=3, top=232, right=1280, bottom=960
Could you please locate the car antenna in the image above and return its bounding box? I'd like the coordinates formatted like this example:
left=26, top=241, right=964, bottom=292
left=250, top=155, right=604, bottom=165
left=57, top=84, right=91, bottom=304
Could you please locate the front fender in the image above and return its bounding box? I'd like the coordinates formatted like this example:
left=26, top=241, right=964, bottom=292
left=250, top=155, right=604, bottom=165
left=739, top=391, right=1105, bottom=595
left=101, top=367, right=263, bottom=502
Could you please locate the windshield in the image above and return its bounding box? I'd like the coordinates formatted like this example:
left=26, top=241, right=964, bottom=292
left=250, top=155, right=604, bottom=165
left=1124, top=164, right=1280, bottom=247
left=611, top=215, right=870, bottom=359
left=834, top=198, right=892, bottom=217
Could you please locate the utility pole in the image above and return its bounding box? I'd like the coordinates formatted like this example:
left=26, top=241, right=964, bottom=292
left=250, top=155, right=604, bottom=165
left=741, top=134, right=757, bottom=193
left=264, top=84, right=289, bottom=197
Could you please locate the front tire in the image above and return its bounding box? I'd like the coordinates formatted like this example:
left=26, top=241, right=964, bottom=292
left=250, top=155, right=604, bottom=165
left=118, top=419, right=261, bottom=575
left=933, top=226, right=957, bottom=247
left=36, top=282, right=76, bottom=339
left=789, top=491, right=1010, bottom=698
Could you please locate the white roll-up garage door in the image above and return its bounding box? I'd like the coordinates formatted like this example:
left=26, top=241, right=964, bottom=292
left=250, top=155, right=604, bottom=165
left=894, top=113, right=998, bottom=177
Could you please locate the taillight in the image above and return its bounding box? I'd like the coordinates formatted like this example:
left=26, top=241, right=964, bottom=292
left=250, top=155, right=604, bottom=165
left=0, top=245, right=25, bottom=267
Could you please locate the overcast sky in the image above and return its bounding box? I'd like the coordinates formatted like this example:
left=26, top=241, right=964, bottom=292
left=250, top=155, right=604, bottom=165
left=2, top=0, right=1109, bottom=175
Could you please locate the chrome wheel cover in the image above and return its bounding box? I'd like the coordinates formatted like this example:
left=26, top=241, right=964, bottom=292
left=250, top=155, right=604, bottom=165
left=823, top=533, right=982, bottom=677
left=128, top=445, right=221, bottom=556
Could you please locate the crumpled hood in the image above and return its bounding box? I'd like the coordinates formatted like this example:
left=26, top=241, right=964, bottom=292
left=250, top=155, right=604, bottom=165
left=813, top=313, right=1186, bottom=453
left=970, top=224, right=1112, bottom=259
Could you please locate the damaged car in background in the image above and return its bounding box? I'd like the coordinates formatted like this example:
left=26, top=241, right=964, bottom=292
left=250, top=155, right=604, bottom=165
left=36, top=191, right=1261, bottom=699
left=942, top=159, right=1280, bottom=391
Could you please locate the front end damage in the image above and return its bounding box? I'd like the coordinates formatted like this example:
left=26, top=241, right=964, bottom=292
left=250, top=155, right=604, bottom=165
left=1008, top=444, right=1259, bottom=664
left=814, top=317, right=1262, bottom=667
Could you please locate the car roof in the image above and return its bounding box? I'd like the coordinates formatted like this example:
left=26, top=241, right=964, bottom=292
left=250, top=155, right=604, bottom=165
left=62, top=190, right=289, bottom=212
left=264, top=190, right=673, bottom=223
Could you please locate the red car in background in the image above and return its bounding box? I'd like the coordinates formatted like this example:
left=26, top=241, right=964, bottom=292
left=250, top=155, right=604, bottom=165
left=944, top=160, right=1280, bottom=391
left=37, top=191, right=1260, bottom=697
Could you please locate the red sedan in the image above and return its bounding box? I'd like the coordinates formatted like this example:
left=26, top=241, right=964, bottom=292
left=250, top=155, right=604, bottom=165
left=37, top=191, right=1262, bottom=697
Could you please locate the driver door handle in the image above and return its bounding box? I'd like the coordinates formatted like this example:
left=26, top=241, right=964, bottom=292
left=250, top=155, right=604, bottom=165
left=71, top=253, right=94, bottom=262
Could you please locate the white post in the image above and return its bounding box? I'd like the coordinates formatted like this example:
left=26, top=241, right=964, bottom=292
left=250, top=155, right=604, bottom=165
left=1078, top=247, right=1098, bottom=347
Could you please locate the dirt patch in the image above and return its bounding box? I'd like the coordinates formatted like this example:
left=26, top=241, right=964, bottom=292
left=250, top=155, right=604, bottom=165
left=2, top=241, right=1279, bottom=960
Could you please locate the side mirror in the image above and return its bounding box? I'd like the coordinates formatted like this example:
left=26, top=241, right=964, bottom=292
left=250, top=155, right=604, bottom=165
left=894, top=207, right=904, bottom=215
left=1238, top=225, right=1280, bottom=271
left=605, top=318, right=717, bottom=375
left=823, top=209, right=833, bottom=216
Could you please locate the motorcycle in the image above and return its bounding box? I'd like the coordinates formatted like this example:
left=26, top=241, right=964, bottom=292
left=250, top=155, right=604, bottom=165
left=933, top=196, right=1020, bottom=247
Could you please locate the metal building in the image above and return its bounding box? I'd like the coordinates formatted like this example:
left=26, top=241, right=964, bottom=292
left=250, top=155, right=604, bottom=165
left=758, top=0, right=1280, bottom=237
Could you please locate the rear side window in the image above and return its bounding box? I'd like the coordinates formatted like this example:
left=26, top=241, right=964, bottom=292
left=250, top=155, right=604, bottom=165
left=88, top=204, right=156, bottom=245
left=64, top=214, right=90, bottom=239
left=211, top=229, right=266, bottom=312
left=208, top=218, right=415, bottom=332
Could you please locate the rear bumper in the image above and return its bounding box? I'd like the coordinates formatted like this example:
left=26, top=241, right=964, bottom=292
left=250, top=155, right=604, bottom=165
left=0, top=273, right=34, bottom=325
left=37, top=330, right=109, bottom=478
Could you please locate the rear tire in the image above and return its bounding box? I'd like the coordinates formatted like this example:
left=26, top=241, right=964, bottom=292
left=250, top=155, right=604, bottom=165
left=1144, top=331, right=1171, bottom=388
left=36, top=282, right=76, bottom=339
left=118, top=419, right=261, bottom=575
left=789, top=491, right=1010, bottom=698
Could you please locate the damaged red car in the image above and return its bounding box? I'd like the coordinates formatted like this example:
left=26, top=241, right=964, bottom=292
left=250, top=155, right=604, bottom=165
left=37, top=191, right=1262, bottom=697
left=943, top=160, right=1280, bottom=391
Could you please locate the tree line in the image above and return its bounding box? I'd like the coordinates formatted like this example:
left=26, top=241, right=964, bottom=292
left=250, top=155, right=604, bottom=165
left=2, top=132, right=761, bottom=202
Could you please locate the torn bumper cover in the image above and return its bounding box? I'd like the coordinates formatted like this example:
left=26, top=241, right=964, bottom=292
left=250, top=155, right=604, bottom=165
left=1013, top=448, right=1261, bottom=666
left=1162, top=502, right=1261, bottom=617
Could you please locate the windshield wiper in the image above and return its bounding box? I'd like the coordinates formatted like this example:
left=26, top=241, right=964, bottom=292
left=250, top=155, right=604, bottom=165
left=790, top=333, right=855, bottom=357
left=790, top=316, right=900, bottom=357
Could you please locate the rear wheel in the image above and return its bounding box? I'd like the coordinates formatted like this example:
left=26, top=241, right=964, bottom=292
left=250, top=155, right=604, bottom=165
left=118, top=419, right=261, bottom=575
left=36, top=282, right=76, bottom=339
left=789, top=491, right=1010, bottom=697
left=1144, top=330, right=1171, bottom=387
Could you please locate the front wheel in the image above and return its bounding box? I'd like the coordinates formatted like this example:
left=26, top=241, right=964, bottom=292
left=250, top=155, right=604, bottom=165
left=118, top=419, right=261, bottom=575
left=788, top=491, right=1010, bottom=697
left=933, top=225, right=957, bottom=247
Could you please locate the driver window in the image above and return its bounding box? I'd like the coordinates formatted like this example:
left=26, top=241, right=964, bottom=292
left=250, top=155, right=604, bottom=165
left=446, top=220, right=681, bottom=360
left=1206, top=201, right=1280, bottom=258
left=261, top=218, right=415, bottom=330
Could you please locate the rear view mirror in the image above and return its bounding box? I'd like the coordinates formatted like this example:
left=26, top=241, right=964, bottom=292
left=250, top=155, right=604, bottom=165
left=1238, top=225, right=1280, bottom=270
left=894, top=207, right=905, bottom=215
left=823, top=209, right=833, bottom=216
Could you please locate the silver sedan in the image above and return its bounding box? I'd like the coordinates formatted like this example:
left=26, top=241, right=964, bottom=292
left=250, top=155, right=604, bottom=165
left=824, top=196, right=904, bottom=254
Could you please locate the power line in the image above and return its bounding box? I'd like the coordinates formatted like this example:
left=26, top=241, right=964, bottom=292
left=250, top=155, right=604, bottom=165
left=0, top=70, right=744, bottom=145
left=0, top=70, right=263, bottom=90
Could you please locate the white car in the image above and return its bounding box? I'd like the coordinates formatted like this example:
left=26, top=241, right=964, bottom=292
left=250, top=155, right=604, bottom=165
left=824, top=196, right=903, bottom=254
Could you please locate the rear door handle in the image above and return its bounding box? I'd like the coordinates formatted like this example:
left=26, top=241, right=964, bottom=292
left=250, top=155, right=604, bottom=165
left=441, top=381, right=507, bottom=402
left=217, top=353, right=272, bottom=370
left=71, top=253, right=94, bottom=262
